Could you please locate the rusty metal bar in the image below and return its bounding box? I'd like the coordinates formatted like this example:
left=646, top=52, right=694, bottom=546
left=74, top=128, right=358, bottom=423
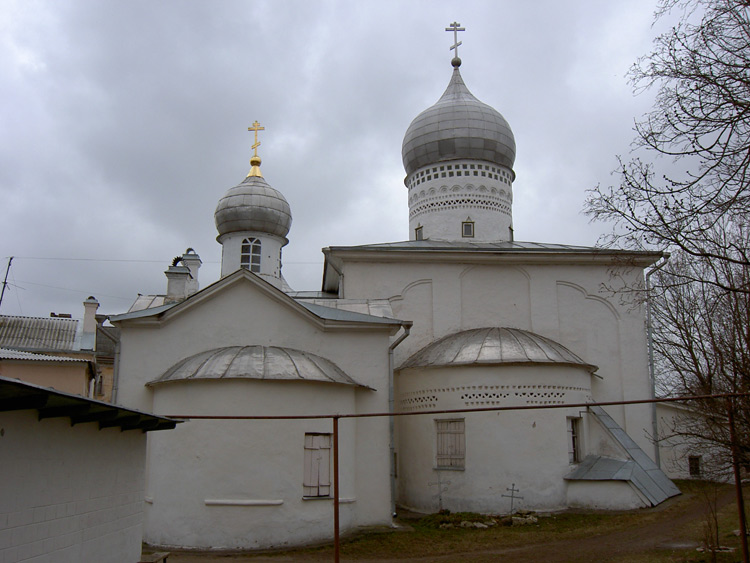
left=727, top=404, right=749, bottom=563
left=333, top=416, right=340, bottom=563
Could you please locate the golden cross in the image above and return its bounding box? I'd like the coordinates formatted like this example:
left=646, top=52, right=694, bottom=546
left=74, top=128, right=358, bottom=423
left=248, top=120, right=265, bottom=157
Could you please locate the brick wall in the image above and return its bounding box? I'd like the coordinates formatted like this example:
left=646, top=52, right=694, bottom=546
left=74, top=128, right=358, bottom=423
left=0, top=410, right=147, bottom=563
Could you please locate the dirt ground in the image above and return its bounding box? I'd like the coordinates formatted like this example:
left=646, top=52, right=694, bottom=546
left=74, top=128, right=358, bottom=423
left=158, top=487, right=738, bottom=562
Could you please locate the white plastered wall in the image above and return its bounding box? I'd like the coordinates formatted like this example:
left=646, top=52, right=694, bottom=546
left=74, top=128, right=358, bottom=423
left=396, top=364, right=593, bottom=513
left=0, top=410, right=147, bottom=563
left=337, top=257, right=655, bottom=464
left=115, top=276, right=393, bottom=549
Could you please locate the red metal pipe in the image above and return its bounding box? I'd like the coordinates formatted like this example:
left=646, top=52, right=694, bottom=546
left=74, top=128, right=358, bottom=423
left=333, top=416, right=340, bottom=563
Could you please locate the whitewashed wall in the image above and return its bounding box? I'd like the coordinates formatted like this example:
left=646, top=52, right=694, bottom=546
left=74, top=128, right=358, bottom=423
left=0, top=409, right=146, bottom=563
left=115, top=275, right=394, bottom=549
left=396, top=363, right=593, bottom=513
left=335, top=257, right=655, bottom=462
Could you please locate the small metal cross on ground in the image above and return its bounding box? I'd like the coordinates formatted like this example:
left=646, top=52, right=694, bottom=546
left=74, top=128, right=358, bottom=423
left=445, top=21, right=465, bottom=59
left=428, top=474, right=452, bottom=512
left=248, top=120, right=265, bottom=157
left=501, top=483, right=524, bottom=515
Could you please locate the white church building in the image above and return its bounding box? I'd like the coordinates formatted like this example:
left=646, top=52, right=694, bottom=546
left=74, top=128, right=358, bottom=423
left=111, top=32, right=680, bottom=550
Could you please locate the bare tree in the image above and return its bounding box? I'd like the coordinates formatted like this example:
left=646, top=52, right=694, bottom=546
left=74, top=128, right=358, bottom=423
left=652, top=243, right=750, bottom=474
left=585, top=1, right=750, bottom=557
left=585, top=0, right=750, bottom=294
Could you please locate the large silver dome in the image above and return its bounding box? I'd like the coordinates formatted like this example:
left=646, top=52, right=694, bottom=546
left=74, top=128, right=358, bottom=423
left=214, top=175, right=292, bottom=239
left=402, top=64, right=516, bottom=176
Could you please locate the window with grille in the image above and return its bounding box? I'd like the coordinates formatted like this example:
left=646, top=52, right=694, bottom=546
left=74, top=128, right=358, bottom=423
left=688, top=455, right=701, bottom=477
left=436, top=419, right=465, bottom=469
left=567, top=417, right=582, bottom=464
left=303, top=433, right=331, bottom=497
left=240, top=238, right=261, bottom=273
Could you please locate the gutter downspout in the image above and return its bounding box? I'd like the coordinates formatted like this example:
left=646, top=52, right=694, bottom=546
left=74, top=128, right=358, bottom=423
left=388, top=321, right=412, bottom=517
left=646, top=256, right=669, bottom=468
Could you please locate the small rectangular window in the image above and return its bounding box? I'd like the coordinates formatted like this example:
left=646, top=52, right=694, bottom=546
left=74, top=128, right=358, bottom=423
left=462, top=222, right=474, bottom=238
left=568, top=417, right=582, bottom=464
left=436, top=419, right=465, bottom=469
left=448, top=171, right=454, bottom=177
left=688, top=455, right=701, bottom=477
left=303, top=433, right=331, bottom=497
left=415, top=226, right=424, bottom=241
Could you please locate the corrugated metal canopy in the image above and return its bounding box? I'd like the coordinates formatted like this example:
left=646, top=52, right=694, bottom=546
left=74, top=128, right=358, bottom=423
left=0, top=376, right=177, bottom=432
left=149, top=346, right=370, bottom=388
left=400, top=327, right=597, bottom=372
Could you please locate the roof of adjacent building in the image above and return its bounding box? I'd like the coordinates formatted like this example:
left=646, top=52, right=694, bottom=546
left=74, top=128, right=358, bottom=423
left=148, top=345, right=371, bottom=389
left=0, top=315, right=81, bottom=352
left=0, top=376, right=178, bottom=432
left=400, top=327, right=597, bottom=372
left=0, top=348, right=89, bottom=363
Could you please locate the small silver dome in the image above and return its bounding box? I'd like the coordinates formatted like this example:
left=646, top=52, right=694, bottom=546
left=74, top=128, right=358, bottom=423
left=400, top=327, right=596, bottom=371
left=214, top=175, right=292, bottom=239
left=402, top=67, right=516, bottom=176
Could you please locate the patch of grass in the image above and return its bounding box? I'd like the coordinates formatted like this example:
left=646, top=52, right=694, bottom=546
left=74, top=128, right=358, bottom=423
left=234, top=480, right=747, bottom=561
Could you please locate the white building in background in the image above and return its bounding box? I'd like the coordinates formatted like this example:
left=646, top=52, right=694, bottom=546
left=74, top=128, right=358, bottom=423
left=111, top=33, right=680, bottom=551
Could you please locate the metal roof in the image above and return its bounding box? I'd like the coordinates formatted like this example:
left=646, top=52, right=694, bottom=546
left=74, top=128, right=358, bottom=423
left=402, top=66, right=516, bottom=175
left=565, top=405, right=681, bottom=506
left=297, top=300, right=399, bottom=324
left=215, top=175, right=292, bottom=238
left=0, top=376, right=178, bottom=432
left=0, top=348, right=88, bottom=363
left=148, top=346, right=371, bottom=389
left=400, top=327, right=597, bottom=372
left=0, top=315, right=81, bottom=352
left=329, top=240, right=615, bottom=253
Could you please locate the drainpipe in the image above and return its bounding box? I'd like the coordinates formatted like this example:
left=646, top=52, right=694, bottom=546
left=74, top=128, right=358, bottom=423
left=388, top=321, right=412, bottom=517
left=646, top=256, right=669, bottom=468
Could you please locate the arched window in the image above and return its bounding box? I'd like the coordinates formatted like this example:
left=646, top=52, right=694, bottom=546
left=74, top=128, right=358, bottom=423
left=240, top=238, right=261, bottom=273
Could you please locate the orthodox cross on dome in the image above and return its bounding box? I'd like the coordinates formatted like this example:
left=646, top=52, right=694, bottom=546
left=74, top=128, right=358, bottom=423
left=445, top=21, right=465, bottom=60
left=246, top=120, right=265, bottom=178
left=248, top=120, right=265, bottom=158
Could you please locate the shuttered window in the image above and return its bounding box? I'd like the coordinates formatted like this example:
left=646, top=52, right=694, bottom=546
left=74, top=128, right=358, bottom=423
left=303, top=433, right=331, bottom=497
left=436, top=419, right=465, bottom=469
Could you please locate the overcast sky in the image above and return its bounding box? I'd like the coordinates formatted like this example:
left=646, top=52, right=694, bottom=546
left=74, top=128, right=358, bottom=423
left=0, top=0, right=673, bottom=320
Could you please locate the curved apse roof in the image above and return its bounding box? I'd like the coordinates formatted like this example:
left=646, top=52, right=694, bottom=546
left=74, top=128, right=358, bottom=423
left=400, top=327, right=597, bottom=372
left=148, top=346, right=369, bottom=388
